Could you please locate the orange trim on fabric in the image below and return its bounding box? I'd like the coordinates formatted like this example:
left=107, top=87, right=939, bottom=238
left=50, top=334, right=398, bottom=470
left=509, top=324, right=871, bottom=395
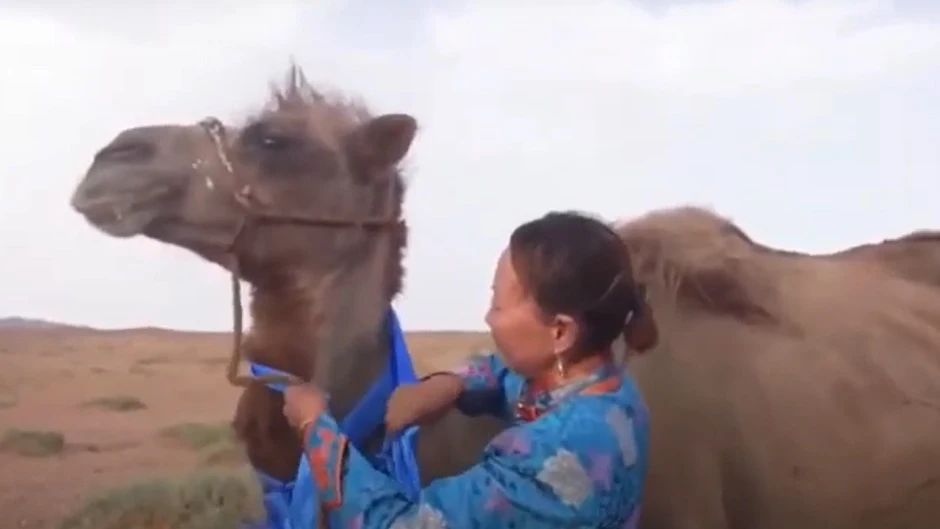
left=307, top=432, right=331, bottom=488
left=323, top=437, right=347, bottom=510
left=515, top=374, right=624, bottom=422
left=304, top=423, right=348, bottom=510
left=298, top=416, right=319, bottom=437
left=301, top=413, right=323, bottom=445
left=580, top=375, right=622, bottom=395
left=529, top=356, right=613, bottom=394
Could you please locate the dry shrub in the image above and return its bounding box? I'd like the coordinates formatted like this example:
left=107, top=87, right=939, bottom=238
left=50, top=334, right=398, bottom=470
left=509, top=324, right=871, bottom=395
left=57, top=469, right=263, bottom=529
left=82, top=395, right=147, bottom=412
left=0, top=428, right=65, bottom=457
left=198, top=440, right=249, bottom=468
left=160, top=422, right=234, bottom=451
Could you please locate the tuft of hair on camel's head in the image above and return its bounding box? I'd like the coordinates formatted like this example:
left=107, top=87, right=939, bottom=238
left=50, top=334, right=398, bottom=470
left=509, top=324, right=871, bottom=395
left=71, top=64, right=415, bottom=290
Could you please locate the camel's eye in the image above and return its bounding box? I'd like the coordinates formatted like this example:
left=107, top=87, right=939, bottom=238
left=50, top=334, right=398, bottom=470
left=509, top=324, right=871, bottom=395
left=259, top=135, right=291, bottom=150
left=242, top=122, right=294, bottom=152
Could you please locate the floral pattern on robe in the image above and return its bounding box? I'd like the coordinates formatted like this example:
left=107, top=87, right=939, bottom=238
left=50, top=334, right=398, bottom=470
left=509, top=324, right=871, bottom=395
left=443, top=353, right=525, bottom=420
left=303, top=352, right=649, bottom=529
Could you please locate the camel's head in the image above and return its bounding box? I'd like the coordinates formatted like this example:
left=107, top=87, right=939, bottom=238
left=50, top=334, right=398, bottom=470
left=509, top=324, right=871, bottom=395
left=71, top=67, right=415, bottom=283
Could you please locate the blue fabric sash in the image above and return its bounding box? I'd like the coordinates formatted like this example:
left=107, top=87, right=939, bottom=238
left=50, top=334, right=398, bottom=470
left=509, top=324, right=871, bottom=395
left=242, top=309, right=420, bottom=529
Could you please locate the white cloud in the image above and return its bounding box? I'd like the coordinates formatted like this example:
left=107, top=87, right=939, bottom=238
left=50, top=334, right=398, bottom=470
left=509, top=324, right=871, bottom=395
left=1, top=0, right=937, bottom=330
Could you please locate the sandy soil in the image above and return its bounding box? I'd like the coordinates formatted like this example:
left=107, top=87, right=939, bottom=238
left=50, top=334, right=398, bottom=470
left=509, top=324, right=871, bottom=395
left=0, top=327, right=490, bottom=529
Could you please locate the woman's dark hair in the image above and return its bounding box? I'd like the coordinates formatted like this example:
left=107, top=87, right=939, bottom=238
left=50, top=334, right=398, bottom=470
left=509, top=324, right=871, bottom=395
left=509, top=211, right=658, bottom=354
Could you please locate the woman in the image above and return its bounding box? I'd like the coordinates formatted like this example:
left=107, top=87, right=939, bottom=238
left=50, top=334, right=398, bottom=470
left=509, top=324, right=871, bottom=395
left=283, top=211, right=658, bottom=528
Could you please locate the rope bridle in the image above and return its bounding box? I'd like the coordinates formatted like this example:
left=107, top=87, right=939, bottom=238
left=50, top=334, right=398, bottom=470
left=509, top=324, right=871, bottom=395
left=197, top=116, right=401, bottom=389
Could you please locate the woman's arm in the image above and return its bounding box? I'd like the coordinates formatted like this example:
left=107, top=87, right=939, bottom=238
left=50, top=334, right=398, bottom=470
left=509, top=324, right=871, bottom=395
left=305, top=398, right=644, bottom=529
left=428, top=352, right=524, bottom=420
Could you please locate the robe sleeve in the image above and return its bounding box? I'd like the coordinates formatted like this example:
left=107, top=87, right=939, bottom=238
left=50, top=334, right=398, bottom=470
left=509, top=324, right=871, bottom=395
left=428, top=352, right=523, bottom=420
left=303, top=395, right=646, bottom=529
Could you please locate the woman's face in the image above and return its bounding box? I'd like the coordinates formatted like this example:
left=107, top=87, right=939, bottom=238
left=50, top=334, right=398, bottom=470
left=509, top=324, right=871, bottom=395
left=485, top=248, right=558, bottom=377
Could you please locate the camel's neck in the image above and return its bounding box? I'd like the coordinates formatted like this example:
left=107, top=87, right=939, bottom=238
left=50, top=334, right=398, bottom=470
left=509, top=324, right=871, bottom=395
left=233, top=241, right=395, bottom=482
left=248, top=260, right=392, bottom=418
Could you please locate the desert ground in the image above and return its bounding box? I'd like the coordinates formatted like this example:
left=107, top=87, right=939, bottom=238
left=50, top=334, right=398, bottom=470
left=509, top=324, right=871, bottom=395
left=0, top=324, right=491, bottom=529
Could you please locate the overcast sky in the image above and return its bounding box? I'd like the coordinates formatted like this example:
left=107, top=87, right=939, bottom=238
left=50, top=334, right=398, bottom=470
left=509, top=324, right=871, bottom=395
left=1, top=0, right=938, bottom=331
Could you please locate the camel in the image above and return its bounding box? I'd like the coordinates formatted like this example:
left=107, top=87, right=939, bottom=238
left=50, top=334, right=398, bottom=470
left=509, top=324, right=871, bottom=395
left=617, top=207, right=940, bottom=529
left=70, top=66, right=940, bottom=529
left=833, top=231, right=940, bottom=289
left=69, top=67, right=506, bottom=497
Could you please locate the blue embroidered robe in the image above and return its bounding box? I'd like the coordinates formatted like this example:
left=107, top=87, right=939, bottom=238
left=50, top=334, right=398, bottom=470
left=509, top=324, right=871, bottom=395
left=303, top=353, right=649, bottom=528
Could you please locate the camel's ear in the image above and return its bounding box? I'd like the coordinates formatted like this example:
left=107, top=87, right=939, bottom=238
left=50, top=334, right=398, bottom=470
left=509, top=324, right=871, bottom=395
left=348, top=113, right=417, bottom=171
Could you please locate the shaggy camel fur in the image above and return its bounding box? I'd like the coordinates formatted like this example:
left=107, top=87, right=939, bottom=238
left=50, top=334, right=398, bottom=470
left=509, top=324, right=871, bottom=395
left=70, top=66, right=940, bottom=529
left=617, top=206, right=940, bottom=529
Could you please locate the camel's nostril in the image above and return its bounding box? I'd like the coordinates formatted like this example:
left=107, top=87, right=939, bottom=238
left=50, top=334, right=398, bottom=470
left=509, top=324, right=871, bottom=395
left=93, top=138, right=155, bottom=165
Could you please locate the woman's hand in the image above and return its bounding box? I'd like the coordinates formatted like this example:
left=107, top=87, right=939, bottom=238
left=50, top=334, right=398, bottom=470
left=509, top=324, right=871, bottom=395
left=283, top=384, right=329, bottom=433
left=385, top=374, right=463, bottom=433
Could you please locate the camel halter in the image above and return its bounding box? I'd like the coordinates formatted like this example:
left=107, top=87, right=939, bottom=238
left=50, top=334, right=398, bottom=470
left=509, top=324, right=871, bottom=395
left=197, top=117, right=401, bottom=388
